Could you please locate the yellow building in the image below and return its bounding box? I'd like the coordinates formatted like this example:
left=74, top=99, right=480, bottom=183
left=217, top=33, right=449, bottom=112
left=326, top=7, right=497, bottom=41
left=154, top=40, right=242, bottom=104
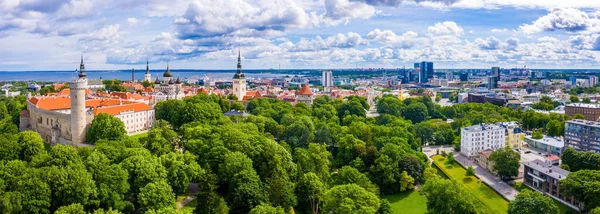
left=500, top=122, right=524, bottom=149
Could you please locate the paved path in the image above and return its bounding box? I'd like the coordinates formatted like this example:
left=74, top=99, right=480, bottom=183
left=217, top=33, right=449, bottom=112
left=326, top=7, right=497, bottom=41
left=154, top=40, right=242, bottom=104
left=454, top=154, right=518, bottom=201
left=177, top=183, right=199, bottom=210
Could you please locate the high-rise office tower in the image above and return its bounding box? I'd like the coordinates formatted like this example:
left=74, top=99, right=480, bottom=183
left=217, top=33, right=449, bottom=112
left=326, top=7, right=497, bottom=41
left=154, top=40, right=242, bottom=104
left=446, top=72, right=453, bottom=81
left=415, top=61, right=434, bottom=83
left=488, top=67, right=500, bottom=90
left=459, top=72, right=468, bottom=81
left=322, top=70, right=333, bottom=87
left=569, top=76, right=576, bottom=85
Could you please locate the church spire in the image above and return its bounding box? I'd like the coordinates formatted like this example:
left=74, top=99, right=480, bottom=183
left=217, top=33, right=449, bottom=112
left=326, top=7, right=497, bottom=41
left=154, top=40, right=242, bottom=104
left=78, top=55, right=86, bottom=78
left=237, top=49, right=242, bottom=74
left=145, top=57, right=150, bottom=74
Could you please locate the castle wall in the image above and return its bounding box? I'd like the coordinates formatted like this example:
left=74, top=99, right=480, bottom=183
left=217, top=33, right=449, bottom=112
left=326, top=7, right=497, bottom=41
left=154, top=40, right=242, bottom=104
left=26, top=101, right=72, bottom=144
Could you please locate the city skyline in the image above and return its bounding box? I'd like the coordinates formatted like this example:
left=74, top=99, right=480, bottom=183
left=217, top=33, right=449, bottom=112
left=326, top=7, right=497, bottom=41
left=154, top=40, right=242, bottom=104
left=1, top=0, right=600, bottom=71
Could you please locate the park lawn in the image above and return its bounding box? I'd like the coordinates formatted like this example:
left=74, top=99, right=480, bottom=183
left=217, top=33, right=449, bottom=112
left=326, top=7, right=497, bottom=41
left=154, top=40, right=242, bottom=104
left=128, top=132, right=147, bottom=142
left=432, top=155, right=509, bottom=214
left=383, top=190, right=428, bottom=214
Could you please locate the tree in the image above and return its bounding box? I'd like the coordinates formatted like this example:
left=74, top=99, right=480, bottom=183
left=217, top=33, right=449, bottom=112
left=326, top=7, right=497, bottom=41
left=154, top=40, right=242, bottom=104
left=583, top=97, right=592, bottom=103
left=322, top=184, right=380, bottom=214
left=466, top=166, right=476, bottom=177
left=489, top=147, right=520, bottom=180
left=231, top=102, right=245, bottom=111
left=574, top=113, right=585, bottom=120
left=570, top=96, right=580, bottom=103
left=138, top=181, right=176, bottom=212
left=17, top=131, right=45, bottom=162
left=85, top=152, right=130, bottom=210
left=508, top=189, right=558, bottom=214
left=559, top=170, right=600, bottom=211
left=87, top=113, right=126, bottom=144
left=141, top=122, right=178, bottom=156
left=45, top=165, right=98, bottom=211
left=531, top=130, right=543, bottom=140
left=446, top=152, right=455, bottom=164
left=423, top=168, right=439, bottom=182
left=377, top=199, right=392, bottom=214
left=421, top=177, right=483, bottom=214
left=376, top=96, right=403, bottom=117
left=335, top=166, right=379, bottom=195
left=248, top=204, right=285, bottom=214
left=399, top=171, right=415, bottom=192
left=54, top=203, right=86, bottom=214
left=402, top=103, right=428, bottom=123
left=159, top=152, right=203, bottom=195
left=297, top=173, right=326, bottom=214
left=195, top=173, right=229, bottom=214
left=546, top=120, right=564, bottom=137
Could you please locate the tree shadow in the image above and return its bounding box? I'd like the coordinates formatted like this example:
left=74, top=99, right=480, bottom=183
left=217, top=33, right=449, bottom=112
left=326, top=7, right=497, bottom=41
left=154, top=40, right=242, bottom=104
left=462, top=177, right=474, bottom=184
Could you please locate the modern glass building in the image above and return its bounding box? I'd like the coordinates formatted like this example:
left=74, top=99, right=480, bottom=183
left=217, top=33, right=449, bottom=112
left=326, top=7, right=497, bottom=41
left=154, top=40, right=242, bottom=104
left=564, top=120, right=600, bottom=153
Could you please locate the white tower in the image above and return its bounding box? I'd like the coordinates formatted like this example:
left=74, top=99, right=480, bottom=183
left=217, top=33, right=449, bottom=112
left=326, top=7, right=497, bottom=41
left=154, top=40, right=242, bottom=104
left=232, top=50, right=246, bottom=101
left=70, top=55, right=88, bottom=146
left=144, top=58, right=152, bottom=82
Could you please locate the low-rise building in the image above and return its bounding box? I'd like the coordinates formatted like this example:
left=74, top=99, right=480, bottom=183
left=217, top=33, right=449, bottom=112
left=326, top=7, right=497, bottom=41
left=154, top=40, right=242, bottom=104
left=523, top=135, right=564, bottom=155
left=564, top=119, right=600, bottom=153
left=475, top=149, right=495, bottom=173
left=460, top=123, right=506, bottom=157
left=499, top=122, right=524, bottom=149
left=522, top=160, right=581, bottom=211
left=564, top=103, right=600, bottom=121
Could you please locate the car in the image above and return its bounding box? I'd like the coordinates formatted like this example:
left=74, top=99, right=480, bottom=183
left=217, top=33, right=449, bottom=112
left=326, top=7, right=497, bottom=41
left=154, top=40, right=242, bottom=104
left=524, top=151, right=532, bottom=154
left=538, top=152, right=542, bottom=155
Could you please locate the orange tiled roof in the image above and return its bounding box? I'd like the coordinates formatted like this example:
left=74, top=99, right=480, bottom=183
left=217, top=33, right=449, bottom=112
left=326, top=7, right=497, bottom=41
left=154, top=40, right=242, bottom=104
left=58, top=89, right=93, bottom=96
left=29, top=96, right=123, bottom=111
left=297, top=84, right=313, bottom=95
left=54, top=83, right=65, bottom=90
left=94, top=102, right=152, bottom=116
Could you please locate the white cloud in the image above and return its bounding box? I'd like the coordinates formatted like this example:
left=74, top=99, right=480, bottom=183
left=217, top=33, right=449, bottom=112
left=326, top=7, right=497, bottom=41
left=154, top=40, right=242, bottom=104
left=322, top=0, right=376, bottom=24
left=491, top=28, right=508, bottom=32
left=367, top=29, right=418, bottom=48
left=519, top=8, right=600, bottom=34
left=127, top=18, right=138, bottom=26
left=428, top=21, right=463, bottom=35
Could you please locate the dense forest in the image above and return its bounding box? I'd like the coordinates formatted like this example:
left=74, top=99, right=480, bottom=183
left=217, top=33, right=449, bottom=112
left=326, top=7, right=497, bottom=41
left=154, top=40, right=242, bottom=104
left=0, top=92, right=597, bottom=214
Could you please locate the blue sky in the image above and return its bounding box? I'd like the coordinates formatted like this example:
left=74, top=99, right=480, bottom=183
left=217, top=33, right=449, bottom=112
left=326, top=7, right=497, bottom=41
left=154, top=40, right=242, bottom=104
left=0, top=0, right=599, bottom=71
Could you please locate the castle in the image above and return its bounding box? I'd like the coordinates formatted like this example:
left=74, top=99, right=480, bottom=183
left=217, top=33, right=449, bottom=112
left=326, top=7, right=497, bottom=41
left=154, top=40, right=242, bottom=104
left=20, top=57, right=155, bottom=146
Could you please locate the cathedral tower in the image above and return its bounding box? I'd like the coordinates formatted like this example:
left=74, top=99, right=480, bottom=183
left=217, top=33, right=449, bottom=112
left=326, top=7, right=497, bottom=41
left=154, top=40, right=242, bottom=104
left=144, top=58, right=152, bottom=82
left=232, top=50, right=246, bottom=101
left=70, top=55, right=88, bottom=146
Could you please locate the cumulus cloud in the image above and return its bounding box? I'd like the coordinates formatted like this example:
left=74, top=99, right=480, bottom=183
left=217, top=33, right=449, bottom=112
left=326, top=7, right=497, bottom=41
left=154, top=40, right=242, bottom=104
left=473, top=36, right=519, bottom=51
left=519, top=8, right=600, bottom=34
left=491, top=28, right=509, bottom=33
left=350, top=0, right=459, bottom=7
left=175, top=0, right=310, bottom=39
left=322, top=0, right=376, bottom=23
left=290, top=32, right=368, bottom=52
left=428, top=21, right=463, bottom=35
left=367, top=29, right=418, bottom=48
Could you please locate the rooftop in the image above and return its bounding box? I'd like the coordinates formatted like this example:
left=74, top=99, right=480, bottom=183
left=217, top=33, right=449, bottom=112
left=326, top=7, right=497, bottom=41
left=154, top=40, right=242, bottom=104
left=296, top=84, right=313, bottom=95
left=566, top=103, right=600, bottom=108
left=522, top=159, right=569, bottom=180
left=524, top=135, right=564, bottom=148
left=462, top=123, right=505, bottom=132
left=566, top=119, right=600, bottom=128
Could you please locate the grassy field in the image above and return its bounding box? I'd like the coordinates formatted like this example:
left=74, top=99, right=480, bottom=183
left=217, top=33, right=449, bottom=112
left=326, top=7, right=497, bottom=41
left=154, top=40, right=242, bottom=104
left=383, top=190, right=428, bottom=214
left=432, top=155, right=509, bottom=214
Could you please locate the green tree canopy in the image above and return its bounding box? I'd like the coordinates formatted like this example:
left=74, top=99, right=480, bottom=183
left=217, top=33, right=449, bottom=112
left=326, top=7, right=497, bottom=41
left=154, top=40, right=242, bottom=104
left=322, top=184, right=380, bottom=214
left=508, top=189, right=558, bottom=214
left=489, top=147, right=520, bottom=180
left=87, top=113, right=126, bottom=144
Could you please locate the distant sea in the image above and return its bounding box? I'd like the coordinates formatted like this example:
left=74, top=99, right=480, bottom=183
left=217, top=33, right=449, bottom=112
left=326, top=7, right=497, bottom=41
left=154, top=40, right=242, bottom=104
left=0, top=69, right=299, bottom=82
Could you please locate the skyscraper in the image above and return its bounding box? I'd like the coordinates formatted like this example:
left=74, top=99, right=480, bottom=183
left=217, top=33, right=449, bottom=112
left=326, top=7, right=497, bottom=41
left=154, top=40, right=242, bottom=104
left=488, top=67, right=500, bottom=90
left=459, top=72, right=469, bottom=81
left=322, top=70, right=333, bottom=87
left=415, top=61, right=434, bottom=83
left=569, top=76, right=576, bottom=86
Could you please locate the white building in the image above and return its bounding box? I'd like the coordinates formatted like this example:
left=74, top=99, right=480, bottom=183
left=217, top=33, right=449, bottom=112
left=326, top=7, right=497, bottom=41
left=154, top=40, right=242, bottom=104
left=322, top=70, right=333, bottom=87
left=461, top=123, right=506, bottom=157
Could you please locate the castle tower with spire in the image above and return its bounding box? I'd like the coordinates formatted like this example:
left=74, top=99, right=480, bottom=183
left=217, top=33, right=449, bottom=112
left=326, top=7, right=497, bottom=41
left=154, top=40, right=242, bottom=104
left=144, top=58, right=152, bottom=82
left=70, top=55, right=88, bottom=146
left=232, top=50, right=246, bottom=101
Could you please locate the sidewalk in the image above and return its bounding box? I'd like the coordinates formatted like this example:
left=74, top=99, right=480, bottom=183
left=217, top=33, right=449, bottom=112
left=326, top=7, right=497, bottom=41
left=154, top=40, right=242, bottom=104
left=454, top=154, right=518, bottom=201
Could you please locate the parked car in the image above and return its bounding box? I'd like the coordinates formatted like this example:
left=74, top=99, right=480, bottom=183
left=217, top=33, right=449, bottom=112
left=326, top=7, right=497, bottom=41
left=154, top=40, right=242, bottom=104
left=524, top=151, right=532, bottom=154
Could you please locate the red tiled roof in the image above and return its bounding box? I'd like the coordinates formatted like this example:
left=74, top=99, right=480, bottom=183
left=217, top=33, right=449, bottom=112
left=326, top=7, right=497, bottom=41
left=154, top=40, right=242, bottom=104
left=547, top=155, right=560, bottom=161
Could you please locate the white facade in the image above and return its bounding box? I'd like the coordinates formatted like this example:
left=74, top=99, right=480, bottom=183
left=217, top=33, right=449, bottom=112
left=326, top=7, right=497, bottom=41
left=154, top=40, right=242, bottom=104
left=232, top=50, right=247, bottom=101
left=322, top=71, right=333, bottom=87
left=114, top=109, right=155, bottom=134
left=461, top=123, right=506, bottom=157
left=153, top=65, right=184, bottom=103
left=70, top=57, right=88, bottom=146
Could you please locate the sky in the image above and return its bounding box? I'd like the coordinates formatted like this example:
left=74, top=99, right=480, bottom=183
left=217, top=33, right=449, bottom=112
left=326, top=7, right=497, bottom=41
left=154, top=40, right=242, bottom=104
left=0, top=0, right=600, bottom=71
